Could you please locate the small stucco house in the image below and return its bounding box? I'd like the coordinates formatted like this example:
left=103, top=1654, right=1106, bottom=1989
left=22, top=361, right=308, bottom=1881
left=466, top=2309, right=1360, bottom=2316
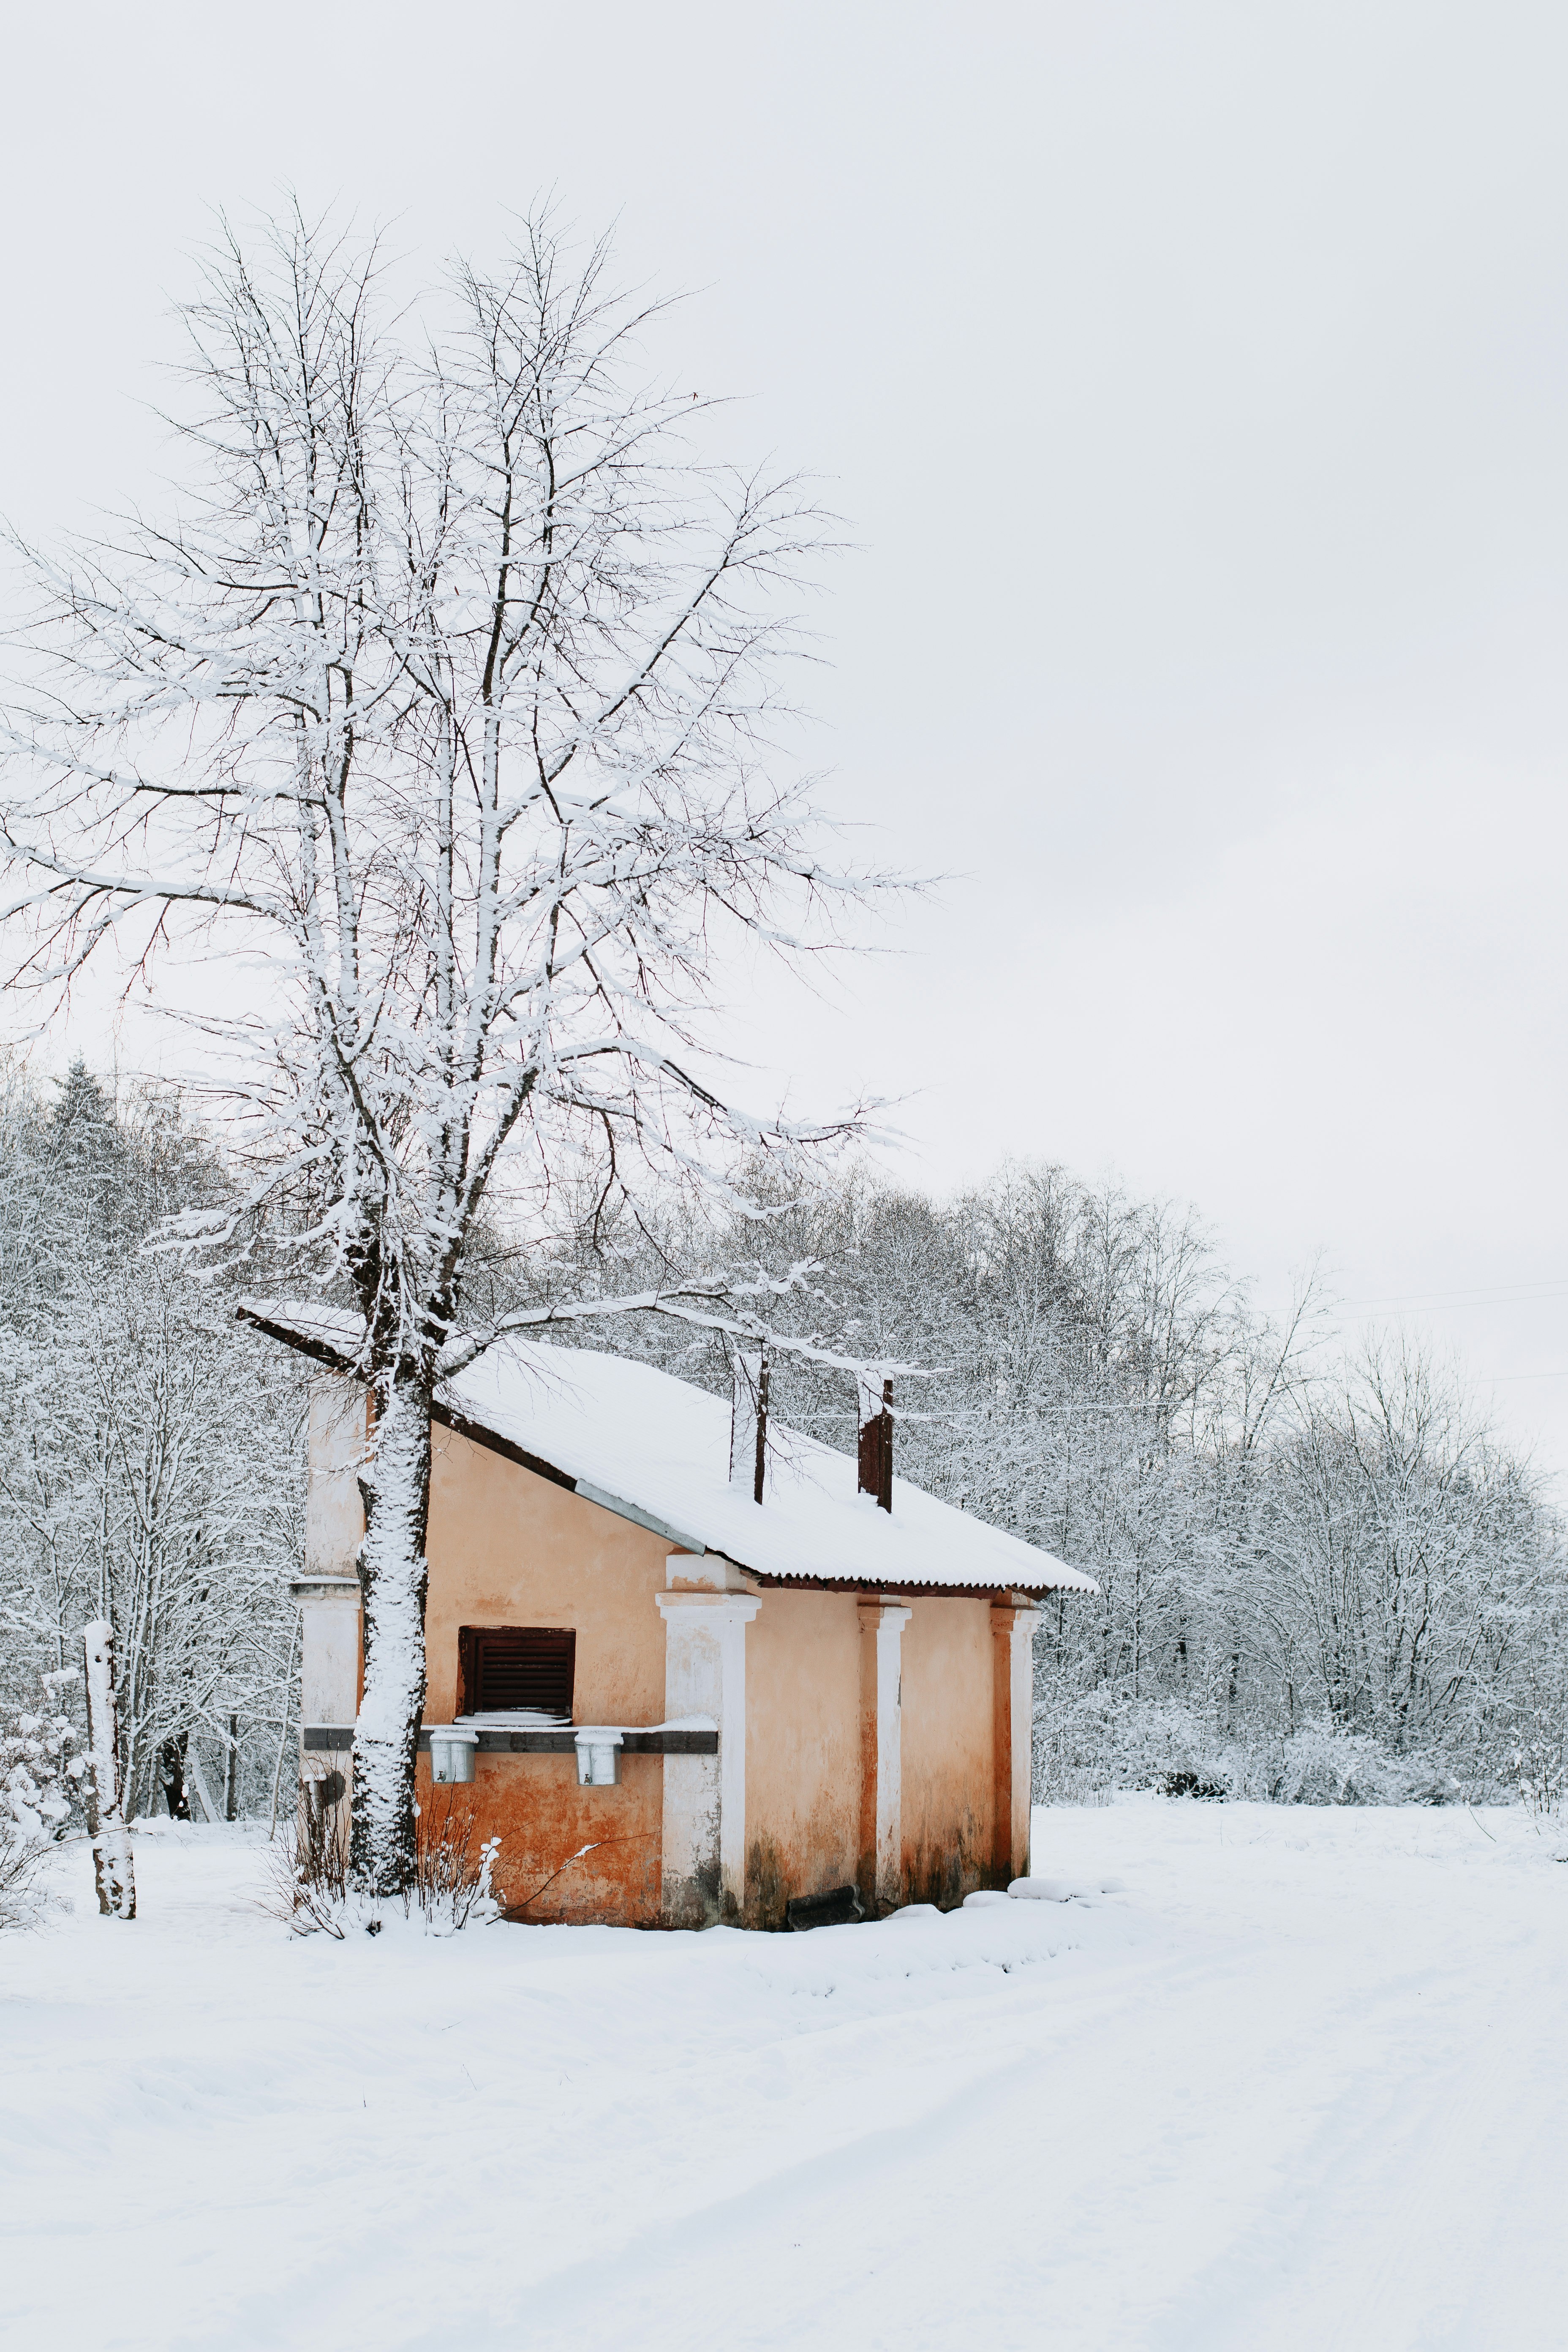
left=247, top=1304, right=1095, bottom=1930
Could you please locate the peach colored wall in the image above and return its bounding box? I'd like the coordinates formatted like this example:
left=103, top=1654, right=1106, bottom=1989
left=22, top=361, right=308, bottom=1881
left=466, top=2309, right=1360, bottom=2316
left=425, top=1425, right=670, bottom=1720
left=899, top=1596, right=996, bottom=1906
left=743, top=1587, right=863, bottom=1929
left=422, top=1425, right=672, bottom=1923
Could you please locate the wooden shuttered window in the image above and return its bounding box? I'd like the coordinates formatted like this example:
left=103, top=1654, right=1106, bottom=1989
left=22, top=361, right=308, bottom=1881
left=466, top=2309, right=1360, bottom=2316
left=457, top=1625, right=576, bottom=1720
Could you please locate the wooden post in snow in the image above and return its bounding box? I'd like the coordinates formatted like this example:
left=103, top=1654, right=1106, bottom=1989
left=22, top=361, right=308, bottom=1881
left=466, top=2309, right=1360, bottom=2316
left=82, top=1620, right=135, bottom=1920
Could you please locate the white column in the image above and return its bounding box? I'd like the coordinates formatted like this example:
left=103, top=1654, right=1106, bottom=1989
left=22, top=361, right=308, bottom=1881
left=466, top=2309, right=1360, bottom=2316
left=290, top=1574, right=361, bottom=1840
left=858, top=1599, right=912, bottom=1915
left=655, top=1586, right=761, bottom=1927
left=294, top=1378, right=366, bottom=1818
left=305, top=1375, right=365, bottom=1579
left=293, top=1577, right=362, bottom=1731
left=991, top=1598, right=1040, bottom=1886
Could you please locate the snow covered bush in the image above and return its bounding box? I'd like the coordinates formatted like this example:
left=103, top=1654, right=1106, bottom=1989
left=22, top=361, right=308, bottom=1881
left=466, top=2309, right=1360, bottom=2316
left=267, top=1776, right=349, bottom=1936
left=0, top=1833, right=50, bottom=1932
left=1035, top=1689, right=1460, bottom=1806
left=271, top=1784, right=501, bottom=1938
left=1270, top=1725, right=1458, bottom=1807
left=1035, top=1691, right=1236, bottom=1800
left=1511, top=1714, right=1568, bottom=1821
left=0, top=1669, right=87, bottom=1930
left=409, top=1795, right=503, bottom=1935
left=2, top=1670, right=85, bottom=1844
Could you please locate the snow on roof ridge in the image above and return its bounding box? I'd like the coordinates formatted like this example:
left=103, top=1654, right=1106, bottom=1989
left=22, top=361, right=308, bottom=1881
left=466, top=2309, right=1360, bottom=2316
left=239, top=1298, right=1098, bottom=1598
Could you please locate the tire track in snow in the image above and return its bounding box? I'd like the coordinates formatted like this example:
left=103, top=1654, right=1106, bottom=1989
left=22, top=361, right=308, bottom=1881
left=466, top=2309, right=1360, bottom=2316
left=430, top=1909, right=1566, bottom=2351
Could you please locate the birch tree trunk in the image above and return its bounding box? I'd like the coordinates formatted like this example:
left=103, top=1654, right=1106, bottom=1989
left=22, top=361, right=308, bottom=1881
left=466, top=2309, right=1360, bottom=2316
left=349, top=1376, right=432, bottom=1897
left=82, top=1620, right=135, bottom=1919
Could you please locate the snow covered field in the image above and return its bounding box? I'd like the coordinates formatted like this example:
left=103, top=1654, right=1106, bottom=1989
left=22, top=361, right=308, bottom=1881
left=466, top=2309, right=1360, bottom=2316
left=6, top=1802, right=1567, bottom=2352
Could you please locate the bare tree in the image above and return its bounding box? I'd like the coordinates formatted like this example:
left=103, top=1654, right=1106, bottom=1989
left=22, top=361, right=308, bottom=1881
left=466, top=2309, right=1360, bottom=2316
left=0, top=1065, right=305, bottom=1815
left=0, top=207, right=884, bottom=1895
left=1259, top=1337, right=1546, bottom=1753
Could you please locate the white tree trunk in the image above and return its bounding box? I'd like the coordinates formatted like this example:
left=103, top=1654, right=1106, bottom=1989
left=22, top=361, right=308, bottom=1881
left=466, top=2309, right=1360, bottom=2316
left=186, top=1750, right=220, bottom=1824
left=349, top=1377, right=432, bottom=1897
left=82, top=1619, right=135, bottom=1920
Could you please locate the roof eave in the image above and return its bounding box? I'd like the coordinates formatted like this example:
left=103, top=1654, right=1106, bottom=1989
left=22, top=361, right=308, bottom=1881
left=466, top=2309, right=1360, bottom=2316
left=743, top=1568, right=1096, bottom=1599
left=238, top=1303, right=708, bottom=1554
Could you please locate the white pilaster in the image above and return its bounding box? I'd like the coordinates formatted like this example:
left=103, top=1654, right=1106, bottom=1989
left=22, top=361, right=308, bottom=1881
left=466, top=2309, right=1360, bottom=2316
left=656, top=1583, right=761, bottom=1925
left=294, top=1378, right=365, bottom=1820
left=305, top=1375, right=366, bottom=1580
left=292, top=1577, right=363, bottom=1729
left=289, top=1574, right=360, bottom=1848
left=858, top=1598, right=912, bottom=1914
left=991, top=1598, right=1040, bottom=1885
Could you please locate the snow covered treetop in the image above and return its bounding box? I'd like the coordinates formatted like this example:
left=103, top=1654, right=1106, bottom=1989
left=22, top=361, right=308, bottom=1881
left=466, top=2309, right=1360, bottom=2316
left=242, top=1304, right=1097, bottom=1599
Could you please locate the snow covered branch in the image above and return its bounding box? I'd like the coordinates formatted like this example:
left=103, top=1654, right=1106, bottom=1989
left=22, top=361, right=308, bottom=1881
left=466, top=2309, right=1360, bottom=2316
left=434, top=1268, right=934, bottom=1385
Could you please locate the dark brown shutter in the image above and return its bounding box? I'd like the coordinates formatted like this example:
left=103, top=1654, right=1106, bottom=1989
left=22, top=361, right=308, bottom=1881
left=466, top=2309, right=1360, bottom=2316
left=457, top=1625, right=576, bottom=1719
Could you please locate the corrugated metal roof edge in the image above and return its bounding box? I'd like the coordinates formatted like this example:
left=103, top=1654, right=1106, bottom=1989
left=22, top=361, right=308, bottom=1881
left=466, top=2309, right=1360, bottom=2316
left=740, top=1567, right=1078, bottom=1599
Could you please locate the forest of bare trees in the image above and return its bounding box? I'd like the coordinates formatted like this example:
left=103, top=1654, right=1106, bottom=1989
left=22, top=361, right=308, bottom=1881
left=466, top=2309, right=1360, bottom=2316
left=476, top=1155, right=1568, bottom=1803
left=4, top=1065, right=1563, bottom=1818
left=0, top=1066, right=304, bottom=1825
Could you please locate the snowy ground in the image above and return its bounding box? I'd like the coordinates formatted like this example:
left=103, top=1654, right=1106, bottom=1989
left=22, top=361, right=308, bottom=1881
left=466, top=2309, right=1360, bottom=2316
left=5, top=1802, right=1567, bottom=2352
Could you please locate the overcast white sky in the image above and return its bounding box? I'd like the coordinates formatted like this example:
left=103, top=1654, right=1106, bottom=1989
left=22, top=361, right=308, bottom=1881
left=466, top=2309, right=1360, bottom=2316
left=4, top=3, right=1567, bottom=1475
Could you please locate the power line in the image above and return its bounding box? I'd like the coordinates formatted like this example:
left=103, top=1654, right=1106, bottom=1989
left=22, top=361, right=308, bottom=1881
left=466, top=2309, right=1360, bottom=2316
left=1344, top=1280, right=1568, bottom=1312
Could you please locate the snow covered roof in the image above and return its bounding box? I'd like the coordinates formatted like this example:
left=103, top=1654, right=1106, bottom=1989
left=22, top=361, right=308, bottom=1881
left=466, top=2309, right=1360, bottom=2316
left=240, top=1302, right=1097, bottom=1598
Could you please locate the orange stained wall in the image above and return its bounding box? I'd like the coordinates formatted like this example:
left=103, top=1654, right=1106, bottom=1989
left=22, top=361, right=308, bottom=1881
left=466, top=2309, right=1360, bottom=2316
left=413, top=1748, right=663, bottom=1925
left=899, top=1596, right=996, bottom=1906
left=743, top=1585, right=863, bottom=1929
left=422, top=1423, right=672, bottom=1923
